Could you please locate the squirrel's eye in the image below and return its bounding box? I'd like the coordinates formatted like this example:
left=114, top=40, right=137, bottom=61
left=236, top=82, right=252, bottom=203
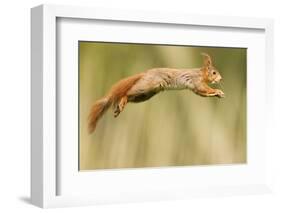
left=213, top=71, right=216, bottom=75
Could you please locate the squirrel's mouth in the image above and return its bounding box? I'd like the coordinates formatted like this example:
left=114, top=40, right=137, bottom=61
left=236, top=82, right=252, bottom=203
left=211, top=80, right=220, bottom=84
left=212, top=76, right=222, bottom=84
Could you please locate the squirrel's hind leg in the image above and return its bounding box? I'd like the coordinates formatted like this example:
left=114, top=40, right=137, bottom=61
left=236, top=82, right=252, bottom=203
left=114, top=96, right=128, bottom=117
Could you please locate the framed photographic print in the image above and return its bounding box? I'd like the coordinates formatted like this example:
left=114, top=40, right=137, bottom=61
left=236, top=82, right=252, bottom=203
left=31, top=4, right=274, bottom=208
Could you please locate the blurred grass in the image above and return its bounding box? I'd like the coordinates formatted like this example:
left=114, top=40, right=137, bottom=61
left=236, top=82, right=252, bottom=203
left=79, top=41, right=247, bottom=170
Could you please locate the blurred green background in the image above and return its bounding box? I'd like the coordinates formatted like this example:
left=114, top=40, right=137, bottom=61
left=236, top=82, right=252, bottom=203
left=79, top=41, right=246, bottom=170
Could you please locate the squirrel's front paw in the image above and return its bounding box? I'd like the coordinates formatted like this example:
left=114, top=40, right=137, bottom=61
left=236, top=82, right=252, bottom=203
left=215, top=89, right=225, bottom=98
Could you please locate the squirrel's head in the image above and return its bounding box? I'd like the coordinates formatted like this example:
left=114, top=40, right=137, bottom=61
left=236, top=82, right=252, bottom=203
left=201, top=53, right=222, bottom=84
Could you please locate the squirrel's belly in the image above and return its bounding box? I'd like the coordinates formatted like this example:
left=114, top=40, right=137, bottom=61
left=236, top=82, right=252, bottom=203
left=128, top=91, right=158, bottom=103
left=186, top=79, right=195, bottom=90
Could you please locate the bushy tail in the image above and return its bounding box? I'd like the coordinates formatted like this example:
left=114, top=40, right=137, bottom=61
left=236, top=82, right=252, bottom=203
left=88, top=96, right=112, bottom=134
left=88, top=73, right=143, bottom=134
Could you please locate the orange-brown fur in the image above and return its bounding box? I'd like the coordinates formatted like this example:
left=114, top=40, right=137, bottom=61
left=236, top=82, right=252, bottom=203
left=88, top=53, right=224, bottom=134
left=88, top=73, right=144, bottom=133
left=109, top=73, right=145, bottom=104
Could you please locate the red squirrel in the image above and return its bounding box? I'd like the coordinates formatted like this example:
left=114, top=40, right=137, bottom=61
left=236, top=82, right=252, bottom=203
left=88, top=53, right=224, bottom=133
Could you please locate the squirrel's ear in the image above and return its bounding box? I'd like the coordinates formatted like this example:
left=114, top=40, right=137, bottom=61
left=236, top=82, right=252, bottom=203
left=201, top=53, right=212, bottom=67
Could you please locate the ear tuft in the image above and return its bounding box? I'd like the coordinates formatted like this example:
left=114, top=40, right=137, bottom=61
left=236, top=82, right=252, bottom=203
left=201, top=52, right=212, bottom=67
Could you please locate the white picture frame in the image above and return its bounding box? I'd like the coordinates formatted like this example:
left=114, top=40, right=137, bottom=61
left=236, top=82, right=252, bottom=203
left=31, top=4, right=274, bottom=208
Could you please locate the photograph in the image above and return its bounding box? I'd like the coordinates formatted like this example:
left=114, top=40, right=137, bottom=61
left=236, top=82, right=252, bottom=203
left=79, top=41, right=247, bottom=170
left=26, top=2, right=277, bottom=210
